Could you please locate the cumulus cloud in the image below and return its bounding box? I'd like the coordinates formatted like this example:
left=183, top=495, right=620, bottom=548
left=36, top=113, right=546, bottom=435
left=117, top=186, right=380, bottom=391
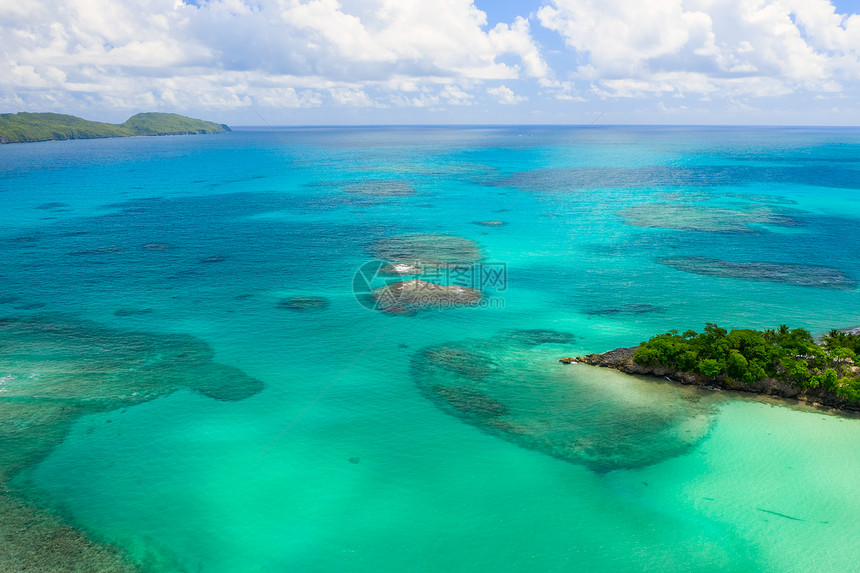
left=1, top=0, right=858, bottom=121
left=537, top=0, right=860, bottom=98
left=329, top=87, right=376, bottom=107
left=0, top=0, right=550, bottom=115
left=487, top=85, right=528, bottom=104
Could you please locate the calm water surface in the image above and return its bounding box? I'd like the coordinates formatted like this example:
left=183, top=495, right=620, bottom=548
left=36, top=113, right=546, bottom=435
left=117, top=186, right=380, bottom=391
left=1, top=126, right=859, bottom=572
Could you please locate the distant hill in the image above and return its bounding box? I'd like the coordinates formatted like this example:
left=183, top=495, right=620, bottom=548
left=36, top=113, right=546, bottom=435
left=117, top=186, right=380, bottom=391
left=0, top=112, right=231, bottom=144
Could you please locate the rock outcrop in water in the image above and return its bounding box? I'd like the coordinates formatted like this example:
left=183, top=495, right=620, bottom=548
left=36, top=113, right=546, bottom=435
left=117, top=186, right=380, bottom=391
left=0, top=315, right=264, bottom=572
left=378, top=263, right=426, bottom=276
left=362, top=234, right=488, bottom=314
left=373, top=280, right=482, bottom=311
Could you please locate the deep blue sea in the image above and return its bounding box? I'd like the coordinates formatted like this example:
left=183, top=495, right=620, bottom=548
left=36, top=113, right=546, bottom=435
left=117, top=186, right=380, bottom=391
left=1, top=126, right=860, bottom=572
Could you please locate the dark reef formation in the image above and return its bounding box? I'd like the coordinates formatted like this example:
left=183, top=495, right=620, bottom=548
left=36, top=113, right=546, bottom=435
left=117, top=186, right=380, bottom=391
left=364, top=233, right=487, bottom=314
left=68, top=246, right=123, bottom=256
left=657, top=191, right=797, bottom=205
left=0, top=315, right=263, bottom=571
left=413, top=331, right=718, bottom=473
left=501, top=329, right=577, bottom=346
left=114, top=308, right=154, bottom=317
left=584, top=303, right=663, bottom=316
left=35, top=202, right=70, bottom=211
left=278, top=296, right=330, bottom=311
left=368, top=233, right=482, bottom=266
left=340, top=180, right=416, bottom=197
left=493, top=165, right=860, bottom=192
left=142, top=242, right=172, bottom=251
left=372, top=280, right=482, bottom=312
left=660, top=257, right=856, bottom=290
left=617, top=203, right=800, bottom=233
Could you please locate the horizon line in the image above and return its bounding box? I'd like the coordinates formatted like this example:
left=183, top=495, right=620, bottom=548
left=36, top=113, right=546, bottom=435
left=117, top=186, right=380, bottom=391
left=227, top=123, right=860, bottom=129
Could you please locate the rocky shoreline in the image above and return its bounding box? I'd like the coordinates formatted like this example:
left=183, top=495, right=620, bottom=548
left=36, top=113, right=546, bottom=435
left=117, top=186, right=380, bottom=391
left=564, top=346, right=860, bottom=414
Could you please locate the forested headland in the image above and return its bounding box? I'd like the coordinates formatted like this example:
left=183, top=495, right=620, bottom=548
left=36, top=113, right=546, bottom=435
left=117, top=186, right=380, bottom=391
left=573, top=325, right=860, bottom=411
left=0, top=112, right=230, bottom=144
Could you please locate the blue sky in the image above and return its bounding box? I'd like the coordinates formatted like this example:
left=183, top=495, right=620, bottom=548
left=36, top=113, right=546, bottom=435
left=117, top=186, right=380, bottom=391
left=2, top=0, right=859, bottom=125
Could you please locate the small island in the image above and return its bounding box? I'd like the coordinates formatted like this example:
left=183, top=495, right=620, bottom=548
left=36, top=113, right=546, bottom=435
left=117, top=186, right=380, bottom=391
left=567, top=324, right=860, bottom=412
left=372, top=279, right=482, bottom=314
left=0, top=112, right=230, bottom=144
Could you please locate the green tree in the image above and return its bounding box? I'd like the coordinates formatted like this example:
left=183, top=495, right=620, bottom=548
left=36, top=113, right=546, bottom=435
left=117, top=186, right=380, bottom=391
left=822, top=368, right=839, bottom=391
left=745, top=359, right=767, bottom=383
left=830, top=347, right=857, bottom=364
left=727, top=350, right=749, bottom=381
left=699, top=358, right=723, bottom=378
left=837, top=379, right=860, bottom=402
left=780, top=357, right=810, bottom=384
left=677, top=350, right=699, bottom=372
left=632, top=323, right=859, bottom=393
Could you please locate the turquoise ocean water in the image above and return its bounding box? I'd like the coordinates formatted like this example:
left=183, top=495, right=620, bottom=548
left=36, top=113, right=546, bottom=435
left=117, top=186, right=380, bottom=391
left=1, top=126, right=860, bottom=571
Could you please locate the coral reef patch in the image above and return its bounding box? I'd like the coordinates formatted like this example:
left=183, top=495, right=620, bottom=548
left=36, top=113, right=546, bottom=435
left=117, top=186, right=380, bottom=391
left=617, top=203, right=799, bottom=233
left=0, top=315, right=264, bottom=571
left=412, top=332, right=718, bottom=472
left=372, top=280, right=482, bottom=312
left=368, top=233, right=482, bottom=265
left=660, top=257, right=856, bottom=290
left=277, top=296, right=331, bottom=311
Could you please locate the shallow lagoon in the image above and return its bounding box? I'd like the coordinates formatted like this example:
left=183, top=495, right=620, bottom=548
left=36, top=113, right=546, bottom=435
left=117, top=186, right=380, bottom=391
left=1, top=126, right=860, bottom=571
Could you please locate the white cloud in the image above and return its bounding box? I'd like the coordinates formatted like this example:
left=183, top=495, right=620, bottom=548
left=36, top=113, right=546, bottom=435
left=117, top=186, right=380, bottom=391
left=329, top=87, right=376, bottom=107
left=488, top=17, right=549, bottom=79
left=538, top=0, right=860, bottom=99
left=0, top=0, right=550, bottom=115
left=1, top=0, right=858, bottom=123
left=657, top=100, right=689, bottom=113
left=440, top=84, right=474, bottom=105
left=538, top=0, right=715, bottom=75
left=487, top=85, right=527, bottom=104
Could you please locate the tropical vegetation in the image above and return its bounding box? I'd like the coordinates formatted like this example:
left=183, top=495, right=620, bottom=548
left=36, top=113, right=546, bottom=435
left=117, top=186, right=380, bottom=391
left=0, top=112, right=229, bottom=144
left=633, top=324, right=860, bottom=402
